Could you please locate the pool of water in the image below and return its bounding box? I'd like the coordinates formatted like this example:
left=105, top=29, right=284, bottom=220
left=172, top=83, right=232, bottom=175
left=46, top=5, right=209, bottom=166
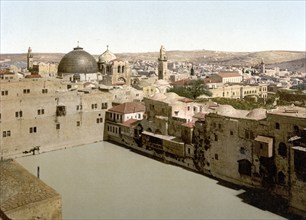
left=17, top=142, right=285, bottom=219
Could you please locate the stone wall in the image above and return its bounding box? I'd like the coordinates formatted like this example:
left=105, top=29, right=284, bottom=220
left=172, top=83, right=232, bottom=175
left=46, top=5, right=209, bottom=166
left=0, top=79, right=112, bottom=159
left=0, top=160, right=62, bottom=219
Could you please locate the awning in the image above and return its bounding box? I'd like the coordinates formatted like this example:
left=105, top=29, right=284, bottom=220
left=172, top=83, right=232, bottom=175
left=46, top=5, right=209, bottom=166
left=292, top=146, right=306, bottom=152
left=288, top=136, right=301, bottom=142
left=254, top=135, right=273, bottom=143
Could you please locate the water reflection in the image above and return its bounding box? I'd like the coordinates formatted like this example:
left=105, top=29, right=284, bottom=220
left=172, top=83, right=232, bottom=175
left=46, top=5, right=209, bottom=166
left=17, top=142, right=285, bottom=219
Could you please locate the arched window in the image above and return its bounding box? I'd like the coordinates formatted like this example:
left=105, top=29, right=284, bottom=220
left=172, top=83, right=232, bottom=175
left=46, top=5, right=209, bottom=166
left=278, top=142, right=287, bottom=157
left=122, top=65, right=125, bottom=73
left=275, top=122, right=280, bottom=130
left=118, top=65, right=121, bottom=73
left=278, top=171, right=285, bottom=185
left=238, top=159, right=251, bottom=176
left=294, top=125, right=299, bottom=134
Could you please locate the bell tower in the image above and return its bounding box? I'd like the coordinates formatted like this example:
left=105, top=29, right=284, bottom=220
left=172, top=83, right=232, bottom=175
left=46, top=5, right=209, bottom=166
left=158, top=45, right=168, bottom=80
left=260, top=58, right=265, bottom=74
left=27, top=47, right=33, bottom=71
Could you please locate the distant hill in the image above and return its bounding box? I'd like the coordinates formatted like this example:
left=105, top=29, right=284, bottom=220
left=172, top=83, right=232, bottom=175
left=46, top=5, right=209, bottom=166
left=266, top=57, right=306, bottom=72
left=1, top=50, right=305, bottom=72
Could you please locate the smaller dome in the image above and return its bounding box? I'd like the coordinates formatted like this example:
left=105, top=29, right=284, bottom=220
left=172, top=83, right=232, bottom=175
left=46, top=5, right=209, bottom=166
left=216, top=105, right=237, bottom=117
left=246, top=108, right=266, bottom=119
left=152, top=93, right=167, bottom=100
left=166, top=92, right=180, bottom=100
left=99, top=46, right=116, bottom=63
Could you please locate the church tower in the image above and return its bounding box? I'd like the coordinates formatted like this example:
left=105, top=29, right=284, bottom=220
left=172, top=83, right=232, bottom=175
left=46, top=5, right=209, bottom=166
left=260, top=58, right=265, bottom=74
left=27, top=47, right=33, bottom=71
left=158, top=45, right=168, bottom=80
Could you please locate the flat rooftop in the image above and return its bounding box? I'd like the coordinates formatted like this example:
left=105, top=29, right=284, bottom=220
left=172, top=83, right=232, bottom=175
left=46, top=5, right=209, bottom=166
left=267, top=106, right=306, bottom=118
left=0, top=159, right=60, bottom=214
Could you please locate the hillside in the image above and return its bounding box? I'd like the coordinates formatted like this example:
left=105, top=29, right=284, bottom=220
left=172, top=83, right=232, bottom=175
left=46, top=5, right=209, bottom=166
left=266, top=57, right=306, bottom=72
left=1, top=50, right=305, bottom=71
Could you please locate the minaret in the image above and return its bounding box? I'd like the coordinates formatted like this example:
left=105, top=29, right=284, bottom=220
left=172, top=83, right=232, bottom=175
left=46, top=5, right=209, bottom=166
left=190, top=64, right=195, bottom=76
left=261, top=58, right=265, bottom=74
left=158, top=45, right=168, bottom=80
left=27, top=47, right=33, bottom=71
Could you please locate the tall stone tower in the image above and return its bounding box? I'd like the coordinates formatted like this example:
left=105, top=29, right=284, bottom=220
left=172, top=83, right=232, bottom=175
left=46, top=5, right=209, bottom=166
left=27, top=47, right=33, bottom=71
left=260, top=58, right=265, bottom=74
left=158, top=45, right=168, bottom=80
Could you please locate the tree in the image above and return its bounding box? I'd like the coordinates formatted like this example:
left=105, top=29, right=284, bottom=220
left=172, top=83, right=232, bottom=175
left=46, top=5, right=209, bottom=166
left=168, top=79, right=212, bottom=99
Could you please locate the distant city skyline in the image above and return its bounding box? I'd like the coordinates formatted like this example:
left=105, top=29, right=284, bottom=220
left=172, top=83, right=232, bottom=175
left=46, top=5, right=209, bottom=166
left=1, top=1, right=305, bottom=54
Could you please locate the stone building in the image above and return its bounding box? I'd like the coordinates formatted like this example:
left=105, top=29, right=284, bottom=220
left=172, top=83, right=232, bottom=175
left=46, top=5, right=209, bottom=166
left=209, top=71, right=242, bottom=83
left=27, top=47, right=58, bottom=77
left=98, top=46, right=131, bottom=86
left=104, top=101, right=145, bottom=147
left=0, top=160, right=62, bottom=219
left=193, top=105, right=306, bottom=215
left=210, top=83, right=268, bottom=99
left=130, top=91, right=306, bottom=215
left=0, top=78, right=112, bottom=159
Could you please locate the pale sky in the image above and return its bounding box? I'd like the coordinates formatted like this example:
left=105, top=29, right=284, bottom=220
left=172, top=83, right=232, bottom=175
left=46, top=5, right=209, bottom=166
left=1, top=1, right=305, bottom=54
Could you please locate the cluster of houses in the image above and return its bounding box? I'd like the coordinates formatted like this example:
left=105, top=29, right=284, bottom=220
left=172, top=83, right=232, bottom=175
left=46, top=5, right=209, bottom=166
left=0, top=45, right=305, bottom=218
left=104, top=94, right=306, bottom=216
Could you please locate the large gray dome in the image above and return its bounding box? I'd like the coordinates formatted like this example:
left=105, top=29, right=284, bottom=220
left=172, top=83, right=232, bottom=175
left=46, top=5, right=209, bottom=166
left=58, top=46, right=98, bottom=74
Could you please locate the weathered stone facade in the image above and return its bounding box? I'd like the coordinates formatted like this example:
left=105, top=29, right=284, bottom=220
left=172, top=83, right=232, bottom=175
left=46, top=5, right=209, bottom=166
left=0, top=160, right=62, bottom=219
left=98, top=47, right=131, bottom=86
left=0, top=78, right=112, bottom=159
left=129, top=92, right=306, bottom=216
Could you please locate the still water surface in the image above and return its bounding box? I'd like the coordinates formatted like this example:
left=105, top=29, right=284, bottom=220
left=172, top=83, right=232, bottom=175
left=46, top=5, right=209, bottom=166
left=17, top=142, right=285, bottom=219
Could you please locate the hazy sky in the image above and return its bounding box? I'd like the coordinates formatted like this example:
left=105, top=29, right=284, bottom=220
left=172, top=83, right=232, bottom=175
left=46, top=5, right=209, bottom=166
left=1, top=1, right=305, bottom=54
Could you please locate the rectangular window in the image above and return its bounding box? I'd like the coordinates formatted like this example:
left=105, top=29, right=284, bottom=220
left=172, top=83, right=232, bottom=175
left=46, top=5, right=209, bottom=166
left=2, top=130, right=10, bottom=137
left=214, top=134, right=218, bottom=141
left=102, top=103, right=108, bottom=109
left=37, top=109, right=45, bottom=115
left=23, top=89, right=30, bottom=94
left=215, top=154, right=218, bottom=160
left=230, top=131, right=233, bottom=135
left=15, top=111, right=23, bottom=118
left=29, top=127, right=37, bottom=133
left=56, top=124, right=60, bottom=130
left=96, top=118, right=100, bottom=123
left=77, top=121, right=81, bottom=126
left=1, top=90, right=8, bottom=96
left=42, top=89, right=48, bottom=94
